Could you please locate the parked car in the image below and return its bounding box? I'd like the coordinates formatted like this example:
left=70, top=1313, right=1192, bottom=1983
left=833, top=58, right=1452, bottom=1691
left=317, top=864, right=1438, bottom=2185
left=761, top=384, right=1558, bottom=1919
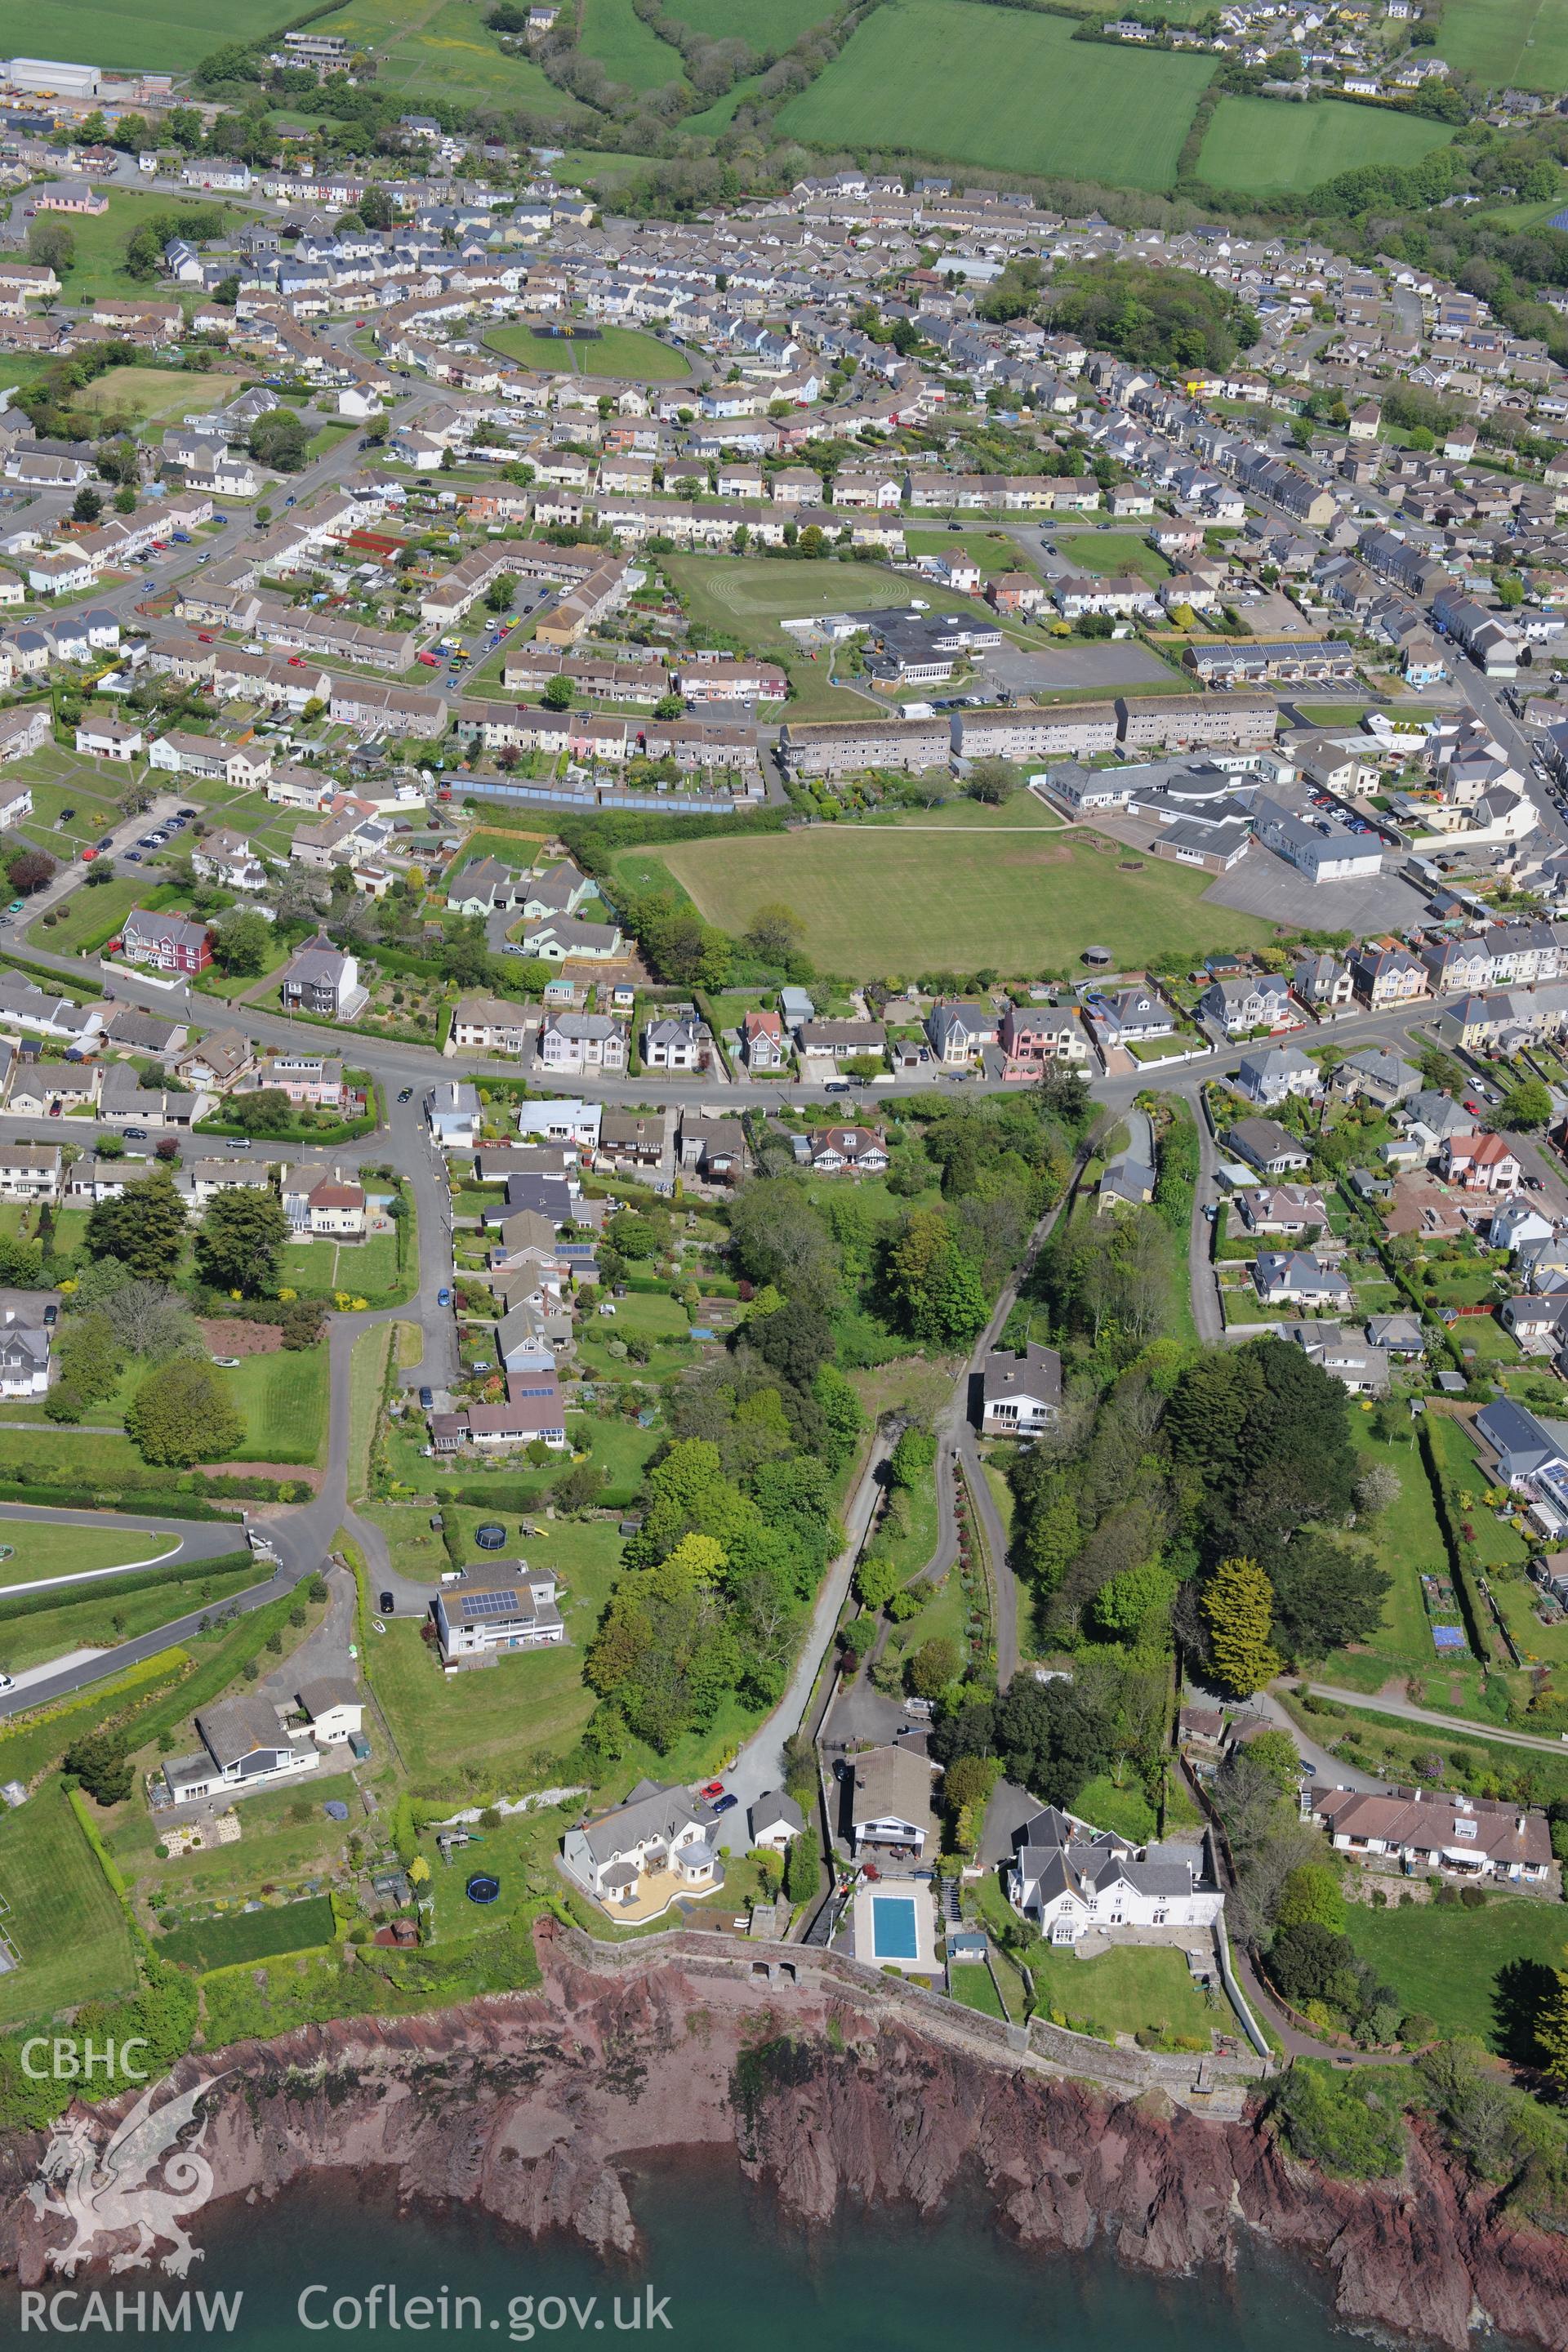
left=122, top=1126, right=148, bottom=1141
left=418, top=1386, right=434, bottom=1410
left=225, top=1138, right=252, bottom=1152
left=398, top=1086, right=412, bottom=1102
left=710, top=1793, right=738, bottom=1815
left=379, top=1591, right=394, bottom=1615
left=0, top=1674, right=12, bottom=1692
left=700, top=1779, right=724, bottom=1799
left=437, top=1286, right=452, bottom=1306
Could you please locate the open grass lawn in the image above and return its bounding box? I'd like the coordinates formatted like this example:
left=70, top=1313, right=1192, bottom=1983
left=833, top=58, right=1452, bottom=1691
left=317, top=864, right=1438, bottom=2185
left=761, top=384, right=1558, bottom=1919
left=219, top=1346, right=329, bottom=1468
left=1320, top=1433, right=1459, bottom=1688
left=1197, top=95, right=1457, bottom=195
left=483, top=320, right=690, bottom=383
left=108, top=1766, right=347, bottom=1878
left=580, top=0, right=686, bottom=87
left=51, top=193, right=242, bottom=305
left=1426, top=1414, right=1532, bottom=1572
left=0, top=1782, right=136, bottom=2027
left=903, top=528, right=1037, bottom=579
left=367, top=1515, right=629, bottom=1782
left=777, top=0, right=1216, bottom=189
left=29, top=873, right=166, bottom=956
left=318, top=0, right=560, bottom=105
left=1438, top=0, right=1568, bottom=90
left=1072, top=1772, right=1158, bottom=1845
left=74, top=368, right=249, bottom=435
left=0, top=1564, right=258, bottom=1676
left=0, top=1423, right=146, bottom=1486
left=947, top=1960, right=1004, bottom=2017
left=156, top=1891, right=336, bottom=1971
left=0, top=0, right=284, bottom=70
left=1344, top=1892, right=1568, bottom=2049
left=568, top=1410, right=662, bottom=1503
left=1054, top=531, right=1171, bottom=585
left=645, top=821, right=1271, bottom=979
left=0, top=1520, right=178, bottom=1590
left=1023, top=1940, right=1217, bottom=2042
left=670, top=550, right=949, bottom=631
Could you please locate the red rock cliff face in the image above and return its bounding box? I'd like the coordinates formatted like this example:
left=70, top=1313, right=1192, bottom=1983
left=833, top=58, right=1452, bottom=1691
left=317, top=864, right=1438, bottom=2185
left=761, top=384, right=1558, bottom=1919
left=0, top=1936, right=1565, bottom=2350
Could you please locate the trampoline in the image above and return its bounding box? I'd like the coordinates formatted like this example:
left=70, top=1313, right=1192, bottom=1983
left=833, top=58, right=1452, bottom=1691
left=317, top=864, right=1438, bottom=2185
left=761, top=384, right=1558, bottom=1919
left=466, top=1873, right=501, bottom=1905
left=474, top=1524, right=506, bottom=1551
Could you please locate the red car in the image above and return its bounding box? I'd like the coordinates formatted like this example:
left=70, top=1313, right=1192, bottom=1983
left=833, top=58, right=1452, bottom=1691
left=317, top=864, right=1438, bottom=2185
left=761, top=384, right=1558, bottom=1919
left=197, top=630, right=213, bottom=643
left=1465, top=1099, right=1481, bottom=1112
left=287, top=654, right=305, bottom=666
left=699, top=1780, right=724, bottom=1800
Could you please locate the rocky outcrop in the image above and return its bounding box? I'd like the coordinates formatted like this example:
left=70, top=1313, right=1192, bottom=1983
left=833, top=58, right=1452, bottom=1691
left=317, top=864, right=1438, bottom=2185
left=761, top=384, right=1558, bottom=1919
left=2, top=1927, right=1566, bottom=2350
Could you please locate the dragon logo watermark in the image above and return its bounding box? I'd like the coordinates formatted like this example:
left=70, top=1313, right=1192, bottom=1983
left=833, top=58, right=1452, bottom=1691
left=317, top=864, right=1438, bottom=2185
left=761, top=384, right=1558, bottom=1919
left=26, top=2073, right=228, bottom=2278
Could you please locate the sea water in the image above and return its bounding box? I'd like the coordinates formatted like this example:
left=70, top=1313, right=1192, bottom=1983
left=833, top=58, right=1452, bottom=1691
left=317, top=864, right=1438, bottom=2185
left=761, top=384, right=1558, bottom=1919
left=0, top=2147, right=1379, bottom=2351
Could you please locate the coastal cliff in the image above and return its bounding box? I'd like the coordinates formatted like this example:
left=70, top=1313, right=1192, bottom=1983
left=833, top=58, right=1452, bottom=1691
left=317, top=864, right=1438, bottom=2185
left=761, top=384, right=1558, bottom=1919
left=2, top=1922, right=1565, bottom=2350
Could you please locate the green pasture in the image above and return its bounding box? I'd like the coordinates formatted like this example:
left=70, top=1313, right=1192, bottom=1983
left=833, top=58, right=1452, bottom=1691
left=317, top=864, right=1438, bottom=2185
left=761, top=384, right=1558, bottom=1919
left=777, top=0, right=1216, bottom=189
left=1197, top=96, right=1457, bottom=195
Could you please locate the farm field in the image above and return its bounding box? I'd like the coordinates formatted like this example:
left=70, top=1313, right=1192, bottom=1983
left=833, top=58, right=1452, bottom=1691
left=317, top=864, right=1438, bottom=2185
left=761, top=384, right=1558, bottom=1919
left=663, top=0, right=830, bottom=40
left=316, top=0, right=561, bottom=105
left=0, top=0, right=283, bottom=71
left=641, top=822, right=1272, bottom=978
left=0, top=1783, right=136, bottom=2028
left=579, top=0, right=686, bottom=88
left=776, top=0, right=1216, bottom=189
left=1437, top=0, right=1568, bottom=91
left=74, top=368, right=250, bottom=434
left=51, top=192, right=243, bottom=305
left=1197, top=96, right=1457, bottom=195
left=483, top=320, right=691, bottom=382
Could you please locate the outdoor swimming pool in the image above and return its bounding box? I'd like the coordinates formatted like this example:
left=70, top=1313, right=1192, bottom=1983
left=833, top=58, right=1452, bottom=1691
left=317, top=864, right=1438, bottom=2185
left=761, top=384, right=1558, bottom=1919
left=871, top=1894, right=919, bottom=1962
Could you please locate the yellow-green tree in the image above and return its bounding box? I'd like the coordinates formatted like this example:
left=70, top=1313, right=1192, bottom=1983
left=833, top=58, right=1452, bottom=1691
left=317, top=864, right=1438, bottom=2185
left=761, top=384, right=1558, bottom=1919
left=1201, top=1553, right=1281, bottom=1698
left=1536, top=1956, right=1568, bottom=2087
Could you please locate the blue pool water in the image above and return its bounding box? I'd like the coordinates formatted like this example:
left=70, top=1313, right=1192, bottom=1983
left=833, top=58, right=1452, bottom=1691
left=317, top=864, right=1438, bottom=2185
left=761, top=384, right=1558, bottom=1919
left=871, top=1893, right=919, bottom=1960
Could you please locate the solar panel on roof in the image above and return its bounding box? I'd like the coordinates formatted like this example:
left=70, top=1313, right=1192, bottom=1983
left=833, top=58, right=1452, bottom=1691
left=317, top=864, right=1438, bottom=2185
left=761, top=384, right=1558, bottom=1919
left=462, top=1588, right=523, bottom=1617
